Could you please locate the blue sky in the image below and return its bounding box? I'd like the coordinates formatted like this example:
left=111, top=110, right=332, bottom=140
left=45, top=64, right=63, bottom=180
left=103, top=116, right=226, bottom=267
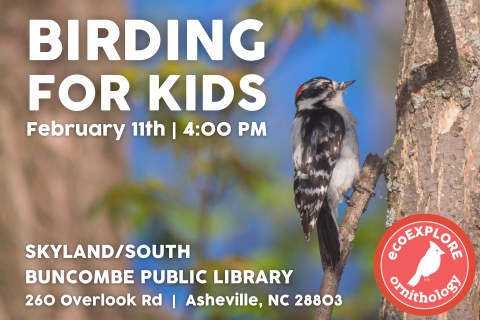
left=124, top=0, right=403, bottom=317
left=127, top=0, right=399, bottom=180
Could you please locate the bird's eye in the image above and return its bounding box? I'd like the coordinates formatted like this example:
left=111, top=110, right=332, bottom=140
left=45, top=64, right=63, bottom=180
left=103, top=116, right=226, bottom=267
left=321, top=83, right=328, bottom=89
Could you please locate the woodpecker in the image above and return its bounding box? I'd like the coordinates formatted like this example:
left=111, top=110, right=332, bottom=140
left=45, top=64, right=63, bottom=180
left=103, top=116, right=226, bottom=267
left=290, top=77, right=361, bottom=269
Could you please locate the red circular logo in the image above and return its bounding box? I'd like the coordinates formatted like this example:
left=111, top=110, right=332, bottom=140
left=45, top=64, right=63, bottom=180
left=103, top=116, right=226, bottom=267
left=374, top=214, right=476, bottom=316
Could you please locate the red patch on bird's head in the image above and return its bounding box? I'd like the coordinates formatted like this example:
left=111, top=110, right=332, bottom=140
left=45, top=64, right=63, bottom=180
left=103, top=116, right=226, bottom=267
left=295, top=85, right=306, bottom=99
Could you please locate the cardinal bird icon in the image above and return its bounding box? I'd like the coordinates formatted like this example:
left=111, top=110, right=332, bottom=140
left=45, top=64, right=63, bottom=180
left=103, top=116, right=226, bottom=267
left=407, top=241, right=446, bottom=287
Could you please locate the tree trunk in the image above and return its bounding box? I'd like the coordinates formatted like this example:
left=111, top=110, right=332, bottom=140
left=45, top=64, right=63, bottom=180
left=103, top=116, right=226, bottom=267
left=0, top=1, right=164, bottom=320
left=381, top=0, right=480, bottom=319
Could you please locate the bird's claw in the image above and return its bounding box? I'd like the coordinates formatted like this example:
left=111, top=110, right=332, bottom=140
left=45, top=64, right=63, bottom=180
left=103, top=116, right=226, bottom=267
left=344, top=195, right=354, bottom=206
left=353, top=184, right=376, bottom=197
left=345, top=184, right=375, bottom=206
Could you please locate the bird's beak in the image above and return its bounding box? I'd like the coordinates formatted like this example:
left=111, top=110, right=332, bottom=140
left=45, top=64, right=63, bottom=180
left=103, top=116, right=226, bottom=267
left=339, top=80, right=356, bottom=90
left=440, top=250, right=445, bottom=255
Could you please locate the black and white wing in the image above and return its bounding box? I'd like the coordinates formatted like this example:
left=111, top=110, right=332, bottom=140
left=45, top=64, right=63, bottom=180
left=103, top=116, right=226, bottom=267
left=290, top=109, right=345, bottom=240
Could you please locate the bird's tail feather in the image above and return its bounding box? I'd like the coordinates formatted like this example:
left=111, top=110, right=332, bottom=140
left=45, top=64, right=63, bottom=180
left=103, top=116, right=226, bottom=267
left=316, top=201, right=342, bottom=269
left=407, top=272, right=421, bottom=287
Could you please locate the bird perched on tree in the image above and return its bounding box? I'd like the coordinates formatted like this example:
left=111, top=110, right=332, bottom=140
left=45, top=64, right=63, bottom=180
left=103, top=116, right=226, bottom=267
left=407, top=241, right=445, bottom=287
left=290, top=77, right=369, bottom=269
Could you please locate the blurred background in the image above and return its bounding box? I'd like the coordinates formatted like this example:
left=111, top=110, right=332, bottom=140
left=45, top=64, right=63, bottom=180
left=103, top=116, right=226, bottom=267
left=112, top=0, right=404, bottom=319
left=0, top=0, right=403, bottom=320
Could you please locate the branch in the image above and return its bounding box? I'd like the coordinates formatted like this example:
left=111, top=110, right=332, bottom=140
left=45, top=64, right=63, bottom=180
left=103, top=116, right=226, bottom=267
left=312, top=153, right=384, bottom=320
left=427, top=0, right=461, bottom=77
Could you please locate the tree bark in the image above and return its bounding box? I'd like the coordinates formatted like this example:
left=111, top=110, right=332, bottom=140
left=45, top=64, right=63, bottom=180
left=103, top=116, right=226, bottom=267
left=0, top=1, right=167, bottom=320
left=381, top=0, right=480, bottom=319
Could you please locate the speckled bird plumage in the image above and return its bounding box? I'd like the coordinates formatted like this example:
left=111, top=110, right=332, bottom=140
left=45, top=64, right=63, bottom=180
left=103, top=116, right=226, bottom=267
left=290, top=77, right=360, bottom=268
